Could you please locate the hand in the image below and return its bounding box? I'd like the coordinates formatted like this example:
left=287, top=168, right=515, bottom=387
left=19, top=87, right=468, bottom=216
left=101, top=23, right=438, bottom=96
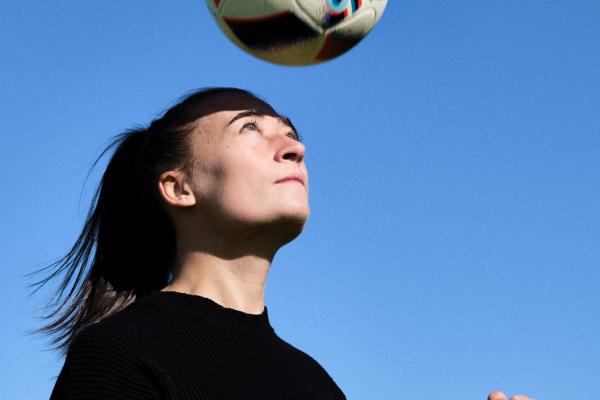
left=488, top=391, right=534, bottom=400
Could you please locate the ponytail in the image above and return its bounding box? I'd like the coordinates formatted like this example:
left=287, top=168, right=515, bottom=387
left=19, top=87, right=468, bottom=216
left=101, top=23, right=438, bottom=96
left=31, top=128, right=176, bottom=352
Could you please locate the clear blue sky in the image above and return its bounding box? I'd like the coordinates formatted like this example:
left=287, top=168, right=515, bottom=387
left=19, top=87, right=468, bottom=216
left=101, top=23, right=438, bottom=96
left=2, top=1, right=599, bottom=399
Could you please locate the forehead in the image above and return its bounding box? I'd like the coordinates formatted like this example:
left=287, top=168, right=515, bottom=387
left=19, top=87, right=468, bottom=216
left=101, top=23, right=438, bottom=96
left=194, top=109, right=283, bottom=135
left=193, top=91, right=282, bottom=127
left=193, top=91, right=278, bottom=118
left=212, top=109, right=291, bottom=127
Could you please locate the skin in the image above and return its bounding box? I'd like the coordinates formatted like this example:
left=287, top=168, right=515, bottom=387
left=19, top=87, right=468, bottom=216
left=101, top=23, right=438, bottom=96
left=158, top=109, right=308, bottom=314
left=487, top=391, right=534, bottom=400
left=156, top=102, right=533, bottom=400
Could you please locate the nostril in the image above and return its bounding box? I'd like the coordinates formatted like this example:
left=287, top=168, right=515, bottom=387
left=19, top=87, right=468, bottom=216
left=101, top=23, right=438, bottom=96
left=282, top=152, right=297, bottom=160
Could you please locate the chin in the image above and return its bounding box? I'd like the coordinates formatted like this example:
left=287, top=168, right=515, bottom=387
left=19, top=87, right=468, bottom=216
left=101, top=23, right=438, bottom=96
left=276, top=221, right=306, bottom=246
left=284, top=207, right=309, bottom=228
left=227, top=204, right=309, bottom=245
left=269, top=211, right=309, bottom=245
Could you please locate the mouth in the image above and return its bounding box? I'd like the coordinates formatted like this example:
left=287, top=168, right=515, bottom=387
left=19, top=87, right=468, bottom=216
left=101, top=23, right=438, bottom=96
left=275, top=175, right=306, bottom=187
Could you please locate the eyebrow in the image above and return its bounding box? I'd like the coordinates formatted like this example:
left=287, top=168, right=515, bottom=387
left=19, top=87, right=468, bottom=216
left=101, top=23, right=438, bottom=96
left=227, top=110, right=301, bottom=141
left=226, top=110, right=265, bottom=126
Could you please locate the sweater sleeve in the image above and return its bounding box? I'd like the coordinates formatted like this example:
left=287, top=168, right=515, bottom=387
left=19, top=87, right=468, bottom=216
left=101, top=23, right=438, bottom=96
left=50, top=326, right=163, bottom=400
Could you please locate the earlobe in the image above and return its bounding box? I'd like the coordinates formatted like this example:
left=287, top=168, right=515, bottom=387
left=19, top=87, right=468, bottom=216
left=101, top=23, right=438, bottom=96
left=158, top=171, right=197, bottom=208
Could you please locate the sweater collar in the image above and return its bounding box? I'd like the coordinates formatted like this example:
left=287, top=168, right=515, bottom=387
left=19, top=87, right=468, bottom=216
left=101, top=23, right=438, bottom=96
left=141, top=290, right=273, bottom=333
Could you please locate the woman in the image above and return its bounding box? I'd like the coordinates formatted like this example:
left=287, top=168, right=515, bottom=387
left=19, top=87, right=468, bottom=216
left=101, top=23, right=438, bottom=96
left=40, top=87, right=345, bottom=399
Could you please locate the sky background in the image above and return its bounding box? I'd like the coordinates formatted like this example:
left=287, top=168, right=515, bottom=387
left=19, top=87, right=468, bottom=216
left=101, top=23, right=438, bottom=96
left=1, top=1, right=599, bottom=399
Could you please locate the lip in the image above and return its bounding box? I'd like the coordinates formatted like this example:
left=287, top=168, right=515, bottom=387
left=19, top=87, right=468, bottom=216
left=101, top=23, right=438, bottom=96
left=275, top=175, right=306, bottom=187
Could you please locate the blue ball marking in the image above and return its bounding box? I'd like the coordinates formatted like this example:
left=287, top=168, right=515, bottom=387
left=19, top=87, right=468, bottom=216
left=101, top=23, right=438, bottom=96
left=326, top=0, right=350, bottom=13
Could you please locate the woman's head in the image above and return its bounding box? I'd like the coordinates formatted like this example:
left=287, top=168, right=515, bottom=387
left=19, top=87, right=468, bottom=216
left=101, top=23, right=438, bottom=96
left=33, top=88, right=308, bottom=352
left=160, top=103, right=309, bottom=258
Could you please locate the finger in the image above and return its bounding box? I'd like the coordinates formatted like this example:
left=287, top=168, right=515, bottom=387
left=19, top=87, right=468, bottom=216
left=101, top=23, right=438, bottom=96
left=487, top=391, right=507, bottom=400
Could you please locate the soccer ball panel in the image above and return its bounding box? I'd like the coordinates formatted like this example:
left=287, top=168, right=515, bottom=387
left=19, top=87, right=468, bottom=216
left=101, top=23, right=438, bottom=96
left=365, top=0, right=387, bottom=22
left=327, top=7, right=376, bottom=37
left=294, top=0, right=327, bottom=25
left=296, top=0, right=387, bottom=29
left=250, top=37, right=326, bottom=65
left=220, top=0, right=291, bottom=19
left=217, top=6, right=321, bottom=62
left=315, top=8, right=375, bottom=61
left=218, top=21, right=324, bottom=66
left=205, top=0, right=221, bottom=13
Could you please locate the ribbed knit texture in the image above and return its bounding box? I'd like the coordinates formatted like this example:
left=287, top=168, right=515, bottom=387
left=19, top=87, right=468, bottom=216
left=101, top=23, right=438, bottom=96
left=50, top=291, right=346, bottom=400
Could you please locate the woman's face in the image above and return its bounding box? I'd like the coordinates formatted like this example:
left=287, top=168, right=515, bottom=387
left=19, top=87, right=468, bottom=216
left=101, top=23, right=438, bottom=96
left=186, top=108, right=309, bottom=241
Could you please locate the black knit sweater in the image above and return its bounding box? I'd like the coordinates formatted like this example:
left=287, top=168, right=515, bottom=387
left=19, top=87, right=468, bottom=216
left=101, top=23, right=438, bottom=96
left=50, top=291, right=346, bottom=399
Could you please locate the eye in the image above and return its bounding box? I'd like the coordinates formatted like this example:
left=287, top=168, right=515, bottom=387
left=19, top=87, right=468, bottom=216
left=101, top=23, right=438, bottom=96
left=287, top=131, right=301, bottom=142
left=241, top=119, right=260, bottom=133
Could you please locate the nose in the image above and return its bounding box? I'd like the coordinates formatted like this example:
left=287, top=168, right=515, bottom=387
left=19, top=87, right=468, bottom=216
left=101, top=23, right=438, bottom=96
left=275, top=136, right=305, bottom=164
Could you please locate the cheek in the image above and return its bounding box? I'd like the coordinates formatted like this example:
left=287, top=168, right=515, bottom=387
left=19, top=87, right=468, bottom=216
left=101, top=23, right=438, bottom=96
left=189, top=157, right=223, bottom=200
left=301, top=163, right=309, bottom=189
left=214, top=148, right=269, bottom=204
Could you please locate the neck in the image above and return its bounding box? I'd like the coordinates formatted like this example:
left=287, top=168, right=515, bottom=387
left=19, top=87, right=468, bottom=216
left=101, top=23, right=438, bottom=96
left=162, top=251, right=273, bottom=315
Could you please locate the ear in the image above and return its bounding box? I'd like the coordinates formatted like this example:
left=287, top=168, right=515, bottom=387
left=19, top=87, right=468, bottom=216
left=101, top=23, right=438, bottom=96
left=158, top=169, right=196, bottom=208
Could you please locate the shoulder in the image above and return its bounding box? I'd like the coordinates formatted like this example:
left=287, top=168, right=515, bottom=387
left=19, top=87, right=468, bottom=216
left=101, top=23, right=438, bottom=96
left=65, top=301, right=159, bottom=371
left=51, top=300, right=169, bottom=399
left=70, top=294, right=174, bottom=356
left=273, top=335, right=327, bottom=371
left=272, top=335, right=346, bottom=398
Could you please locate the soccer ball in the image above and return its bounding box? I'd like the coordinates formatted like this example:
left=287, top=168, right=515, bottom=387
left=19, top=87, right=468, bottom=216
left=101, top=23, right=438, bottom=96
left=204, top=0, right=388, bottom=66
